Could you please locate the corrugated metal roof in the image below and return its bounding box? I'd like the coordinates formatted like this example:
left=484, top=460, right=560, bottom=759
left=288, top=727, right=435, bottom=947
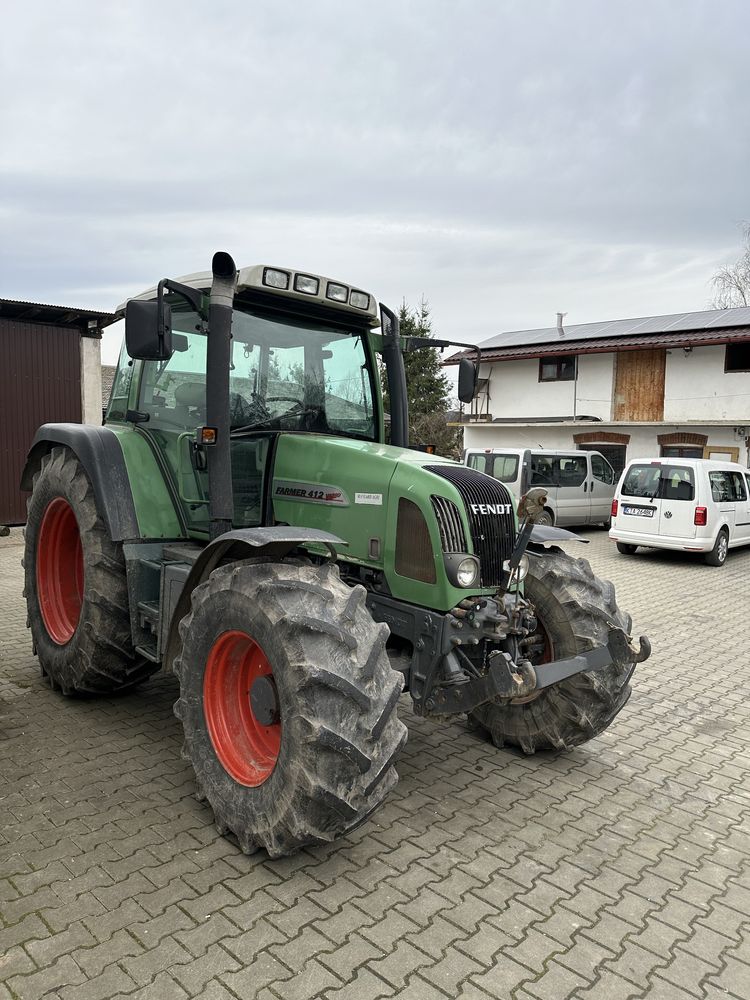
left=475, top=305, right=750, bottom=351
left=0, top=298, right=116, bottom=330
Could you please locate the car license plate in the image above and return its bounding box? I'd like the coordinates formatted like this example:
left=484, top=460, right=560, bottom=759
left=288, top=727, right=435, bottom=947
left=622, top=505, right=655, bottom=517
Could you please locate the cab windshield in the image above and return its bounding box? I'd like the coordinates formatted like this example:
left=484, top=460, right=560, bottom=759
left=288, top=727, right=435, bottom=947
left=139, top=306, right=377, bottom=441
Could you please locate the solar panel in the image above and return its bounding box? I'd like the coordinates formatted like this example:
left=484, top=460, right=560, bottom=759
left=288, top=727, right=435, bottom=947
left=477, top=306, right=750, bottom=350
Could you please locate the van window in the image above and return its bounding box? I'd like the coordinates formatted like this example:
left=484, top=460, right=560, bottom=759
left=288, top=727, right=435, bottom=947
left=530, top=456, right=555, bottom=486
left=467, top=453, right=519, bottom=483
left=489, top=455, right=519, bottom=483
left=467, top=454, right=491, bottom=474
left=591, top=454, right=615, bottom=485
left=557, top=456, right=587, bottom=487
left=621, top=464, right=695, bottom=501
left=709, top=471, right=747, bottom=502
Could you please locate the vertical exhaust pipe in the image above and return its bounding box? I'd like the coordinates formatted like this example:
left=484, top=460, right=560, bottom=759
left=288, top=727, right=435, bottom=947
left=207, top=252, right=238, bottom=540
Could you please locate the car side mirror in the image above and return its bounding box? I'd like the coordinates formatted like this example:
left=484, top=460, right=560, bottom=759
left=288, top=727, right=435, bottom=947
left=125, top=299, right=173, bottom=360
left=457, top=358, right=478, bottom=404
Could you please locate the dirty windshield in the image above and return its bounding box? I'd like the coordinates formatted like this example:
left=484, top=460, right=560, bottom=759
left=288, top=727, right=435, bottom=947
left=138, top=306, right=377, bottom=440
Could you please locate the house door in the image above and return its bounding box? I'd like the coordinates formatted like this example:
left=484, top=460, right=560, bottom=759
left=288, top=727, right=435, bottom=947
left=613, top=349, right=665, bottom=421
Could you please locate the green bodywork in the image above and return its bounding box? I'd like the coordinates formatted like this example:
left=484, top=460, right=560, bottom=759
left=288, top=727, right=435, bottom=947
left=105, top=417, right=508, bottom=612
left=104, top=299, right=516, bottom=615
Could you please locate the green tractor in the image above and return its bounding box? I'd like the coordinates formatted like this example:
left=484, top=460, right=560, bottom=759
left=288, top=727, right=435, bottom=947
left=22, top=253, right=649, bottom=857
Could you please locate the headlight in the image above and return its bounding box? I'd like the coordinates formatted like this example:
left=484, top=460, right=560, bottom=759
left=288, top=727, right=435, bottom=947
left=326, top=282, right=348, bottom=303
left=503, top=553, right=529, bottom=585
left=263, top=267, right=290, bottom=290
left=294, top=274, right=319, bottom=296
left=350, top=289, right=370, bottom=310
left=456, top=557, right=478, bottom=587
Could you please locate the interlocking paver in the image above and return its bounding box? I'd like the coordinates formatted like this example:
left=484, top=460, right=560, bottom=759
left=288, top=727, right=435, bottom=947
left=2, top=527, right=750, bottom=999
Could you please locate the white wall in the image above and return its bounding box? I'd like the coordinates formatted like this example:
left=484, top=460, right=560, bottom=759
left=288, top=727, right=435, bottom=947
left=80, top=336, right=103, bottom=425
left=664, top=345, right=750, bottom=421
left=462, top=422, right=749, bottom=467
left=484, top=353, right=614, bottom=421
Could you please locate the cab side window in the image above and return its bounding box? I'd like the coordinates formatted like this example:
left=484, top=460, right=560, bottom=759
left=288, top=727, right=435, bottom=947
left=591, top=454, right=615, bottom=485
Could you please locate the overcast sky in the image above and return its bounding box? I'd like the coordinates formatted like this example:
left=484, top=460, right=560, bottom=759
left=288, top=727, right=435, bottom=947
left=2, top=0, right=749, bottom=363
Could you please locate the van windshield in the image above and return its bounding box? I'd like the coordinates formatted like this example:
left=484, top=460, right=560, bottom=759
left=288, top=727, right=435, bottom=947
left=468, top=453, right=519, bottom=483
left=621, top=464, right=695, bottom=501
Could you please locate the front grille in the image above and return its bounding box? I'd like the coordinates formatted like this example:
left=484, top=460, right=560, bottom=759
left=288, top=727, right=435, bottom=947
left=430, top=495, right=467, bottom=552
left=426, top=465, right=516, bottom=587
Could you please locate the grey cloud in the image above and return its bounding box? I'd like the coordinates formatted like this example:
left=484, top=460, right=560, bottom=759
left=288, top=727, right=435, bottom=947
left=1, top=0, right=748, bottom=359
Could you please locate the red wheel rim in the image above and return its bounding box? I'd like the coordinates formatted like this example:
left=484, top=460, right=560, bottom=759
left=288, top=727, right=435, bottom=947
left=36, top=497, right=84, bottom=645
left=203, top=630, right=281, bottom=787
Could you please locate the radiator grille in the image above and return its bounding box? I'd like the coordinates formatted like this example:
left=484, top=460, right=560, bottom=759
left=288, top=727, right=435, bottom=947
left=425, top=465, right=516, bottom=587
left=430, top=495, right=467, bottom=552
left=395, top=497, right=436, bottom=583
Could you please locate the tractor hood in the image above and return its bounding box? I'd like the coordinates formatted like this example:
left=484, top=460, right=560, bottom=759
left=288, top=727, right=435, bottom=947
left=270, top=434, right=513, bottom=610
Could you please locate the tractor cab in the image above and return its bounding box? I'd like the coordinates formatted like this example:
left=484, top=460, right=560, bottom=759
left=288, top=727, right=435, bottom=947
left=107, top=265, right=385, bottom=535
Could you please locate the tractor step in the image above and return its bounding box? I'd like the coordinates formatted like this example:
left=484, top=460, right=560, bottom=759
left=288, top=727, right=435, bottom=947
left=137, top=600, right=160, bottom=635
left=135, top=641, right=159, bottom=663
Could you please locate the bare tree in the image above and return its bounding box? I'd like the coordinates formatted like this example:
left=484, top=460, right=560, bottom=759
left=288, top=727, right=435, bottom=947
left=711, top=223, right=750, bottom=308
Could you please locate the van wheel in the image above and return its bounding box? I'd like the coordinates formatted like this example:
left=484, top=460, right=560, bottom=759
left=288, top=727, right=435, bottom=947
left=536, top=509, right=554, bottom=527
left=704, top=529, right=729, bottom=567
left=616, top=542, right=638, bottom=555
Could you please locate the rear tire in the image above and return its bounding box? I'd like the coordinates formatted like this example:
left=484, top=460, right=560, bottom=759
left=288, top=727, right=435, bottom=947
left=704, top=528, right=729, bottom=567
left=616, top=542, right=638, bottom=555
left=174, top=559, right=407, bottom=857
left=468, top=549, right=635, bottom=753
left=23, top=446, right=154, bottom=695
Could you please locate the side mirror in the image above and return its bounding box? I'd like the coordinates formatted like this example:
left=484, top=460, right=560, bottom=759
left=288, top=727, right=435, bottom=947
left=125, top=299, right=173, bottom=361
left=457, top=358, right=478, bottom=404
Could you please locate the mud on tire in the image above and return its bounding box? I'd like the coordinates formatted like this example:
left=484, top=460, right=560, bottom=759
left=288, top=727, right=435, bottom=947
left=23, top=446, right=155, bottom=694
left=469, top=548, right=635, bottom=753
left=173, top=559, right=408, bottom=858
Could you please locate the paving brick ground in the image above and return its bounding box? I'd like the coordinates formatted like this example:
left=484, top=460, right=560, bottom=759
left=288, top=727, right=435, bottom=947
left=1, top=526, right=749, bottom=999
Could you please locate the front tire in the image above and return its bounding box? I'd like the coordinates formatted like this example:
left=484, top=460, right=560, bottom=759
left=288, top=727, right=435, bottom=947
left=468, top=549, right=635, bottom=753
left=174, top=560, right=407, bottom=857
left=23, top=446, right=154, bottom=695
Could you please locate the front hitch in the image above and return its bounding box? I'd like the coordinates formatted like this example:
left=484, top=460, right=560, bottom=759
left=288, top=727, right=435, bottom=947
left=424, top=626, right=651, bottom=716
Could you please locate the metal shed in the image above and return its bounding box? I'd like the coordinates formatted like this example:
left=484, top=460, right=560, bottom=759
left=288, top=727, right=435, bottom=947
left=0, top=298, right=115, bottom=527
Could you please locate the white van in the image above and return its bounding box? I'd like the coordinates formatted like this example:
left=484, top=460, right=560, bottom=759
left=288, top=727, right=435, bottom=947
left=464, top=448, right=616, bottom=527
left=609, top=458, right=750, bottom=566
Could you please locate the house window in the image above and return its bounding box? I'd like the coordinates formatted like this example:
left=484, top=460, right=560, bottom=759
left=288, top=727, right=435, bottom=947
left=661, top=445, right=703, bottom=459
left=725, top=343, right=750, bottom=372
left=539, top=355, right=576, bottom=382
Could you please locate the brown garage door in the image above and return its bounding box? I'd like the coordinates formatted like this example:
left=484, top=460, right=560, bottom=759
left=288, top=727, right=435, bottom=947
left=0, top=320, right=81, bottom=525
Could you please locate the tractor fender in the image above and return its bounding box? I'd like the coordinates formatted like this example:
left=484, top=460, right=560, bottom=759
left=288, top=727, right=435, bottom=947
left=20, top=424, right=139, bottom=541
left=163, top=527, right=348, bottom=674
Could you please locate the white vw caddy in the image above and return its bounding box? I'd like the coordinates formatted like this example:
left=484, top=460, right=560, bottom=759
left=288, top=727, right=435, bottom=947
left=609, top=458, right=750, bottom=566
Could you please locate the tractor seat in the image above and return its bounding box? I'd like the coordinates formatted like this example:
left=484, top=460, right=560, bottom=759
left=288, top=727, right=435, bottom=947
left=174, top=382, right=205, bottom=408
